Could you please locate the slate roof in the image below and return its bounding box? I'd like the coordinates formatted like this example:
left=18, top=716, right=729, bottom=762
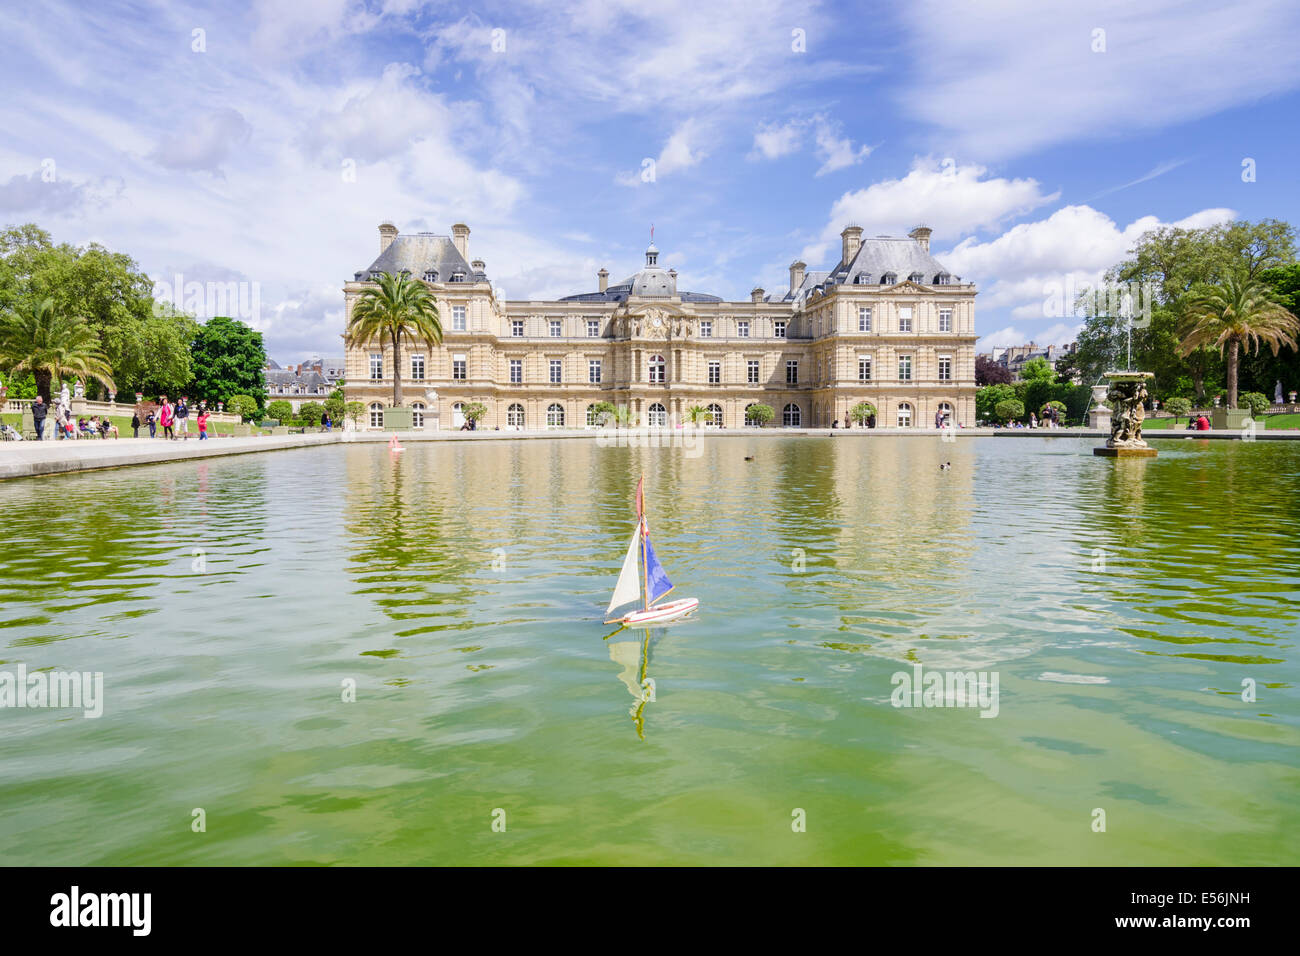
left=784, top=237, right=960, bottom=302
left=354, top=234, right=483, bottom=282
left=266, top=368, right=329, bottom=390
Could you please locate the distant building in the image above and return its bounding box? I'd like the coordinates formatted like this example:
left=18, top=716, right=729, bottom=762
left=343, top=221, right=979, bottom=430
left=265, top=361, right=333, bottom=411
left=978, top=342, right=1077, bottom=382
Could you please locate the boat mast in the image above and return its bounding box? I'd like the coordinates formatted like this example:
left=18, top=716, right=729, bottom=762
left=639, top=474, right=649, bottom=611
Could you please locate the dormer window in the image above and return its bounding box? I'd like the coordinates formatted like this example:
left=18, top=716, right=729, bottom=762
left=451, top=272, right=465, bottom=282
left=908, top=272, right=924, bottom=283
left=934, top=273, right=951, bottom=285
left=855, top=273, right=871, bottom=285
left=423, top=270, right=438, bottom=282
left=369, top=271, right=382, bottom=281
left=881, top=272, right=896, bottom=285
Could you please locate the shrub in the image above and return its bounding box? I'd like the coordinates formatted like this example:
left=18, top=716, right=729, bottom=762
left=1238, top=392, right=1269, bottom=417
left=849, top=402, right=876, bottom=425
left=298, top=402, right=326, bottom=426
left=994, top=399, right=1025, bottom=423
left=266, top=400, right=293, bottom=422
left=226, top=394, right=259, bottom=422
left=1164, top=396, right=1193, bottom=420
left=745, top=403, right=775, bottom=426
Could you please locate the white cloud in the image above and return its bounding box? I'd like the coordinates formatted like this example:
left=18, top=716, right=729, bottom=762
left=813, top=119, right=871, bottom=176
left=747, top=114, right=872, bottom=175
left=617, top=119, right=706, bottom=186
left=749, top=120, right=803, bottom=161
left=149, top=108, right=252, bottom=174
left=898, top=0, right=1300, bottom=158
left=976, top=323, right=1081, bottom=350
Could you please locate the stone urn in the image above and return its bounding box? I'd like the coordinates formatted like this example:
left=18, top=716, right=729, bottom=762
left=1088, top=383, right=1112, bottom=431
left=1094, top=370, right=1157, bottom=458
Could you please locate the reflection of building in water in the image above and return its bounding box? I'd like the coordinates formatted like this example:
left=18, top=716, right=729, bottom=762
left=344, top=222, right=978, bottom=431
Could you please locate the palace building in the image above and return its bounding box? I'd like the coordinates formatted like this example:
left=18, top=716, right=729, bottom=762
left=342, top=222, right=977, bottom=430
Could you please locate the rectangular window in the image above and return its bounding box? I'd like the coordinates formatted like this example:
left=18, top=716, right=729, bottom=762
left=898, top=307, right=913, bottom=333
left=939, top=308, right=953, bottom=333
left=858, top=356, right=872, bottom=382
left=549, top=320, right=562, bottom=337
left=738, top=320, right=750, bottom=338
left=858, top=307, right=872, bottom=332
left=708, top=361, right=721, bottom=384
left=511, top=319, right=524, bottom=337
left=898, top=355, right=912, bottom=381
left=411, top=354, right=425, bottom=380
left=509, top=359, right=522, bottom=384
left=747, top=360, right=760, bottom=384
left=589, top=359, right=602, bottom=384
left=452, top=354, right=466, bottom=381
left=774, top=320, right=787, bottom=339
left=549, top=359, right=562, bottom=384
left=938, top=356, right=952, bottom=381
left=369, top=353, right=383, bottom=380
left=786, top=360, right=798, bottom=385
left=587, top=319, right=600, bottom=337
left=452, top=305, right=466, bottom=331
left=700, top=320, right=713, bottom=338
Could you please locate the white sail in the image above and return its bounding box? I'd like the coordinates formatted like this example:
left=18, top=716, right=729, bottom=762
left=605, top=522, right=643, bottom=620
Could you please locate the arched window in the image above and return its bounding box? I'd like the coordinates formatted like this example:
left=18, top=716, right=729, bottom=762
left=744, top=403, right=761, bottom=427
left=368, top=403, right=384, bottom=428
left=452, top=402, right=466, bottom=429
left=937, top=402, right=954, bottom=427
left=411, top=402, right=425, bottom=429
left=783, top=403, right=801, bottom=427
left=586, top=404, right=604, bottom=427
left=897, top=402, right=913, bottom=428
left=648, top=354, right=665, bottom=384
left=507, top=403, right=525, bottom=428
left=706, top=403, right=723, bottom=427
left=647, top=402, right=667, bottom=427
left=547, top=403, right=565, bottom=427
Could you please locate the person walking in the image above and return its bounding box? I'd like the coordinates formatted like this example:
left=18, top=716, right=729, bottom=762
left=31, top=395, right=47, bottom=440
left=159, top=396, right=174, bottom=440
left=147, top=409, right=157, bottom=438
left=131, top=410, right=140, bottom=438
left=176, top=397, right=189, bottom=439
left=197, top=408, right=210, bottom=440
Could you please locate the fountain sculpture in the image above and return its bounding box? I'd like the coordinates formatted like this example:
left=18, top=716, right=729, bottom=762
left=1094, top=371, right=1158, bottom=458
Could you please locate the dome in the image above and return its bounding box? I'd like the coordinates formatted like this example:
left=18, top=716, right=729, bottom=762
left=630, top=267, right=673, bottom=297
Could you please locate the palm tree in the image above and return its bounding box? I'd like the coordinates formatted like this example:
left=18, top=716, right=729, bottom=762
left=0, top=298, right=114, bottom=402
left=1177, top=274, right=1299, bottom=409
left=685, top=404, right=710, bottom=426
left=346, top=271, right=441, bottom=406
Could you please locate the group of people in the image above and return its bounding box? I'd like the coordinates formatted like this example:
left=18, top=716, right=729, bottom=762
left=131, top=396, right=211, bottom=440
left=1187, top=413, right=1211, bottom=430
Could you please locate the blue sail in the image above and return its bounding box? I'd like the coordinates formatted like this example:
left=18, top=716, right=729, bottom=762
left=642, top=530, right=674, bottom=605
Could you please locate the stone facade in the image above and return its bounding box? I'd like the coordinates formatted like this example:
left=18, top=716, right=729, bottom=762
left=343, top=222, right=977, bottom=430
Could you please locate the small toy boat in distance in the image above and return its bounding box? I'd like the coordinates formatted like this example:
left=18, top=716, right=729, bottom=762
left=605, top=477, right=699, bottom=627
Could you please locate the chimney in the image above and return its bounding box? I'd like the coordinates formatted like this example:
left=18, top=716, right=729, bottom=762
left=379, top=221, right=399, bottom=254
left=598, top=268, right=609, bottom=293
left=840, top=225, right=863, bottom=265
left=751, top=287, right=765, bottom=303
left=668, top=268, right=677, bottom=295
left=471, top=259, right=485, bottom=275
left=789, top=259, right=807, bottom=294
left=451, top=223, right=470, bottom=260
left=909, top=225, right=932, bottom=253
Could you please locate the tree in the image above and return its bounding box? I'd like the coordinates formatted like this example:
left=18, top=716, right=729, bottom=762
left=0, top=297, right=115, bottom=402
left=589, top=400, right=616, bottom=426
left=994, top=399, right=1024, bottom=424
left=975, top=354, right=1011, bottom=385
left=298, top=402, right=326, bottom=426
left=1178, top=274, right=1299, bottom=409
left=849, top=401, right=876, bottom=425
left=346, top=272, right=441, bottom=406
left=344, top=401, right=366, bottom=427
left=1163, top=396, right=1192, bottom=424
left=190, top=316, right=267, bottom=407
left=266, top=399, right=293, bottom=422
left=462, top=401, right=487, bottom=426
left=976, top=384, right=1016, bottom=422
left=684, top=404, right=710, bottom=425
left=226, top=394, right=259, bottom=422
left=745, top=403, right=774, bottom=426
left=324, top=389, right=345, bottom=425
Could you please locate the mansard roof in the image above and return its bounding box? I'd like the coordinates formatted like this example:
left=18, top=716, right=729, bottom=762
left=784, top=236, right=961, bottom=301
left=355, top=234, right=481, bottom=282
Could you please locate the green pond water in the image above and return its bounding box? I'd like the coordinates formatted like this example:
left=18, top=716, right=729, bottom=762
left=0, top=435, right=1297, bottom=865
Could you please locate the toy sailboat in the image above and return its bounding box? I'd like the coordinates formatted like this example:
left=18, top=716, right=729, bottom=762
left=605, top=477, right=699, bottom=627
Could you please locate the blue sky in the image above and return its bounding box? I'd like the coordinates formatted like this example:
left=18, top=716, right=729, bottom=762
left=3, top=0, right=1300, bottom=362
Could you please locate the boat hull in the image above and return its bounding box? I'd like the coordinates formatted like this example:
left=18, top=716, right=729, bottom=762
left=619, top=597, right=699, bottom=627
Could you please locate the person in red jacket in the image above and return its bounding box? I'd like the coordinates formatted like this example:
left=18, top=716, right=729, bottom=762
left=1195, top=414, right=1211, bottom=430
left=159, top=396, right=175, bottom=439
